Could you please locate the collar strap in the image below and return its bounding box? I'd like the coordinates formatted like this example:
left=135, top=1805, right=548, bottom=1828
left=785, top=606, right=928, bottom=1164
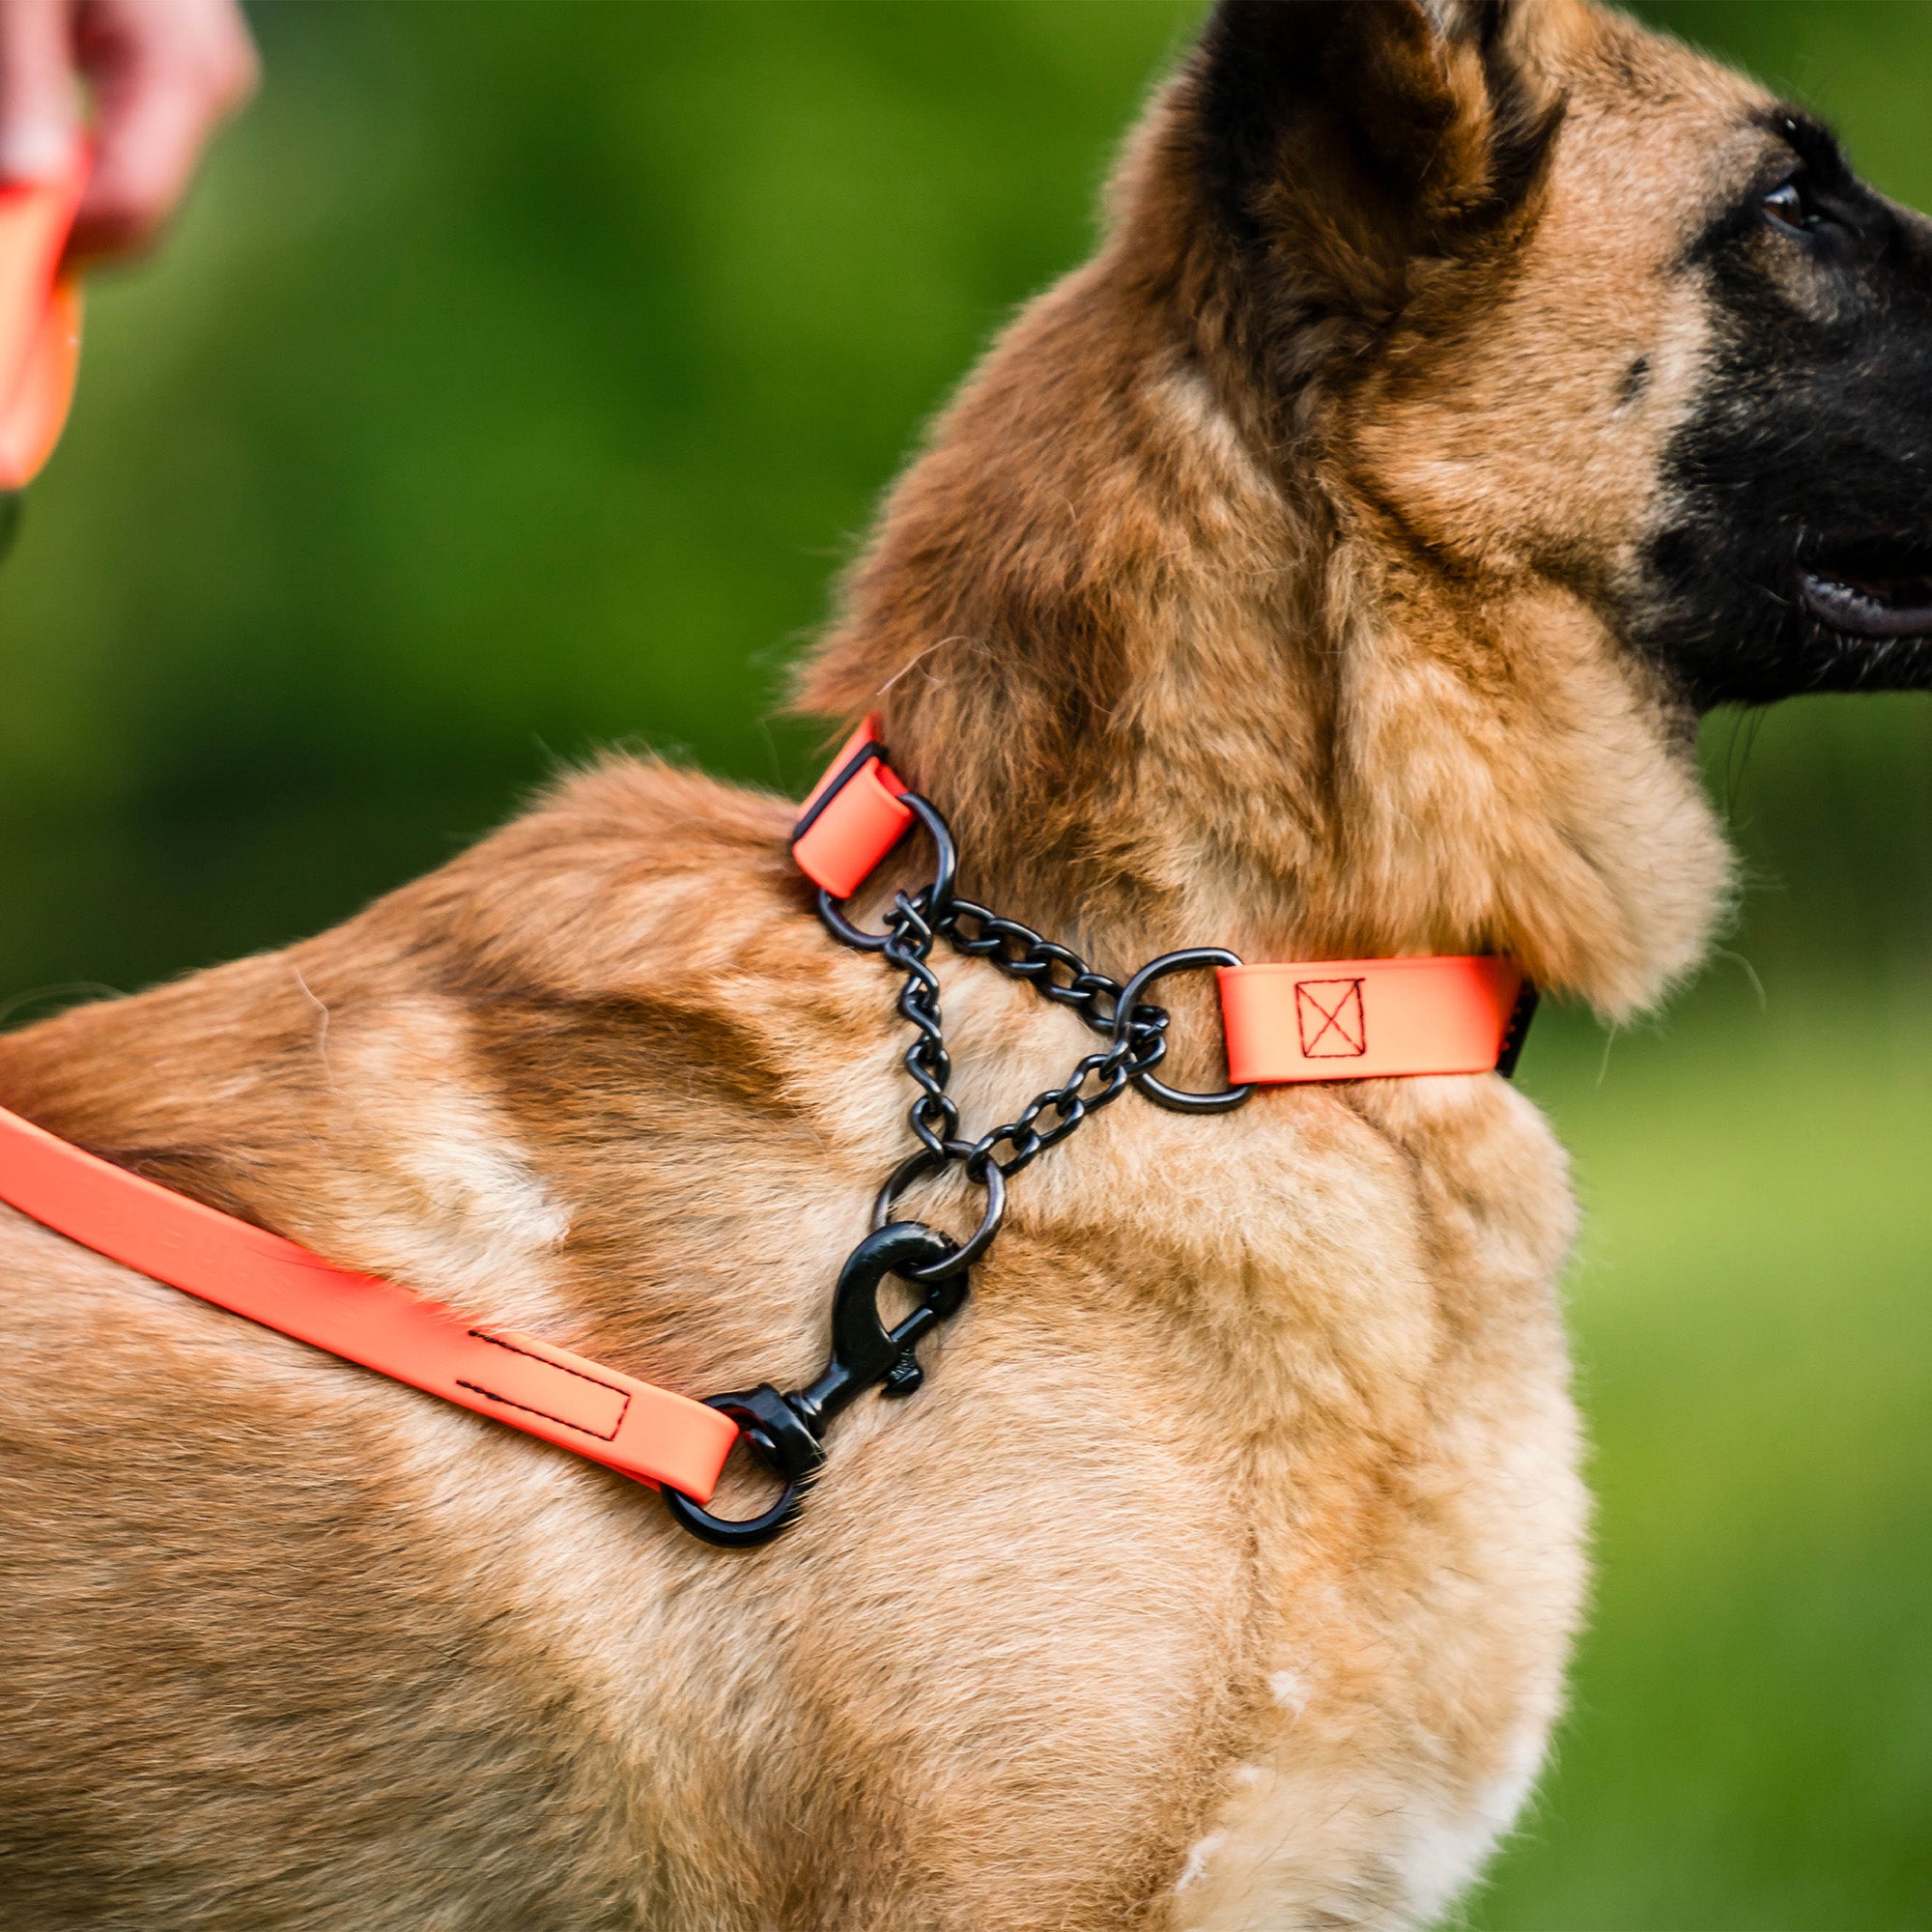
left=791, top=716, right=914, bottom=899
left=1220, top=956, right=1532, bottom=1082
left=0, top=1102, right=738, bottom=1502
left=794, top=714, right=1537, bottom=1084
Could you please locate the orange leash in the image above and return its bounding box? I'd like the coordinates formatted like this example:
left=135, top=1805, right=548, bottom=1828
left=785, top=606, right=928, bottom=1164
left=0, top=161, right=728, bottom=1515
left=0, top=149, right=87, bottom=492
left=0, top=1102, right=738, bottom=1500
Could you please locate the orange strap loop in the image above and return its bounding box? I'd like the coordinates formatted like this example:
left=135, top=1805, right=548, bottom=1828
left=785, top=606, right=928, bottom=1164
left=0, top=1103, right=738, bottom=1501
left=790, top=714, right=914, bottom=898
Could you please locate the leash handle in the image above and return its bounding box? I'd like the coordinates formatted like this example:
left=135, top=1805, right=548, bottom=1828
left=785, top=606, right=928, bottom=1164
left=0, top=147, right=89, bottom=498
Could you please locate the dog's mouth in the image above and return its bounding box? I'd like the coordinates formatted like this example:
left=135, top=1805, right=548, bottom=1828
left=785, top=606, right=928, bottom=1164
left=1799, top=545, right=1932, bottom=639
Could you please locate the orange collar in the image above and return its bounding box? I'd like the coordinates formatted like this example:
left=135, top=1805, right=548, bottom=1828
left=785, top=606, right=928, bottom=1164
left=792, top=714, right=1538, bottom=1085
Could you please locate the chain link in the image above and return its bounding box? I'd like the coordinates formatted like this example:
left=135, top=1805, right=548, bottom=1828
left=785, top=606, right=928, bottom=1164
left=829, top=826, right=1175, bottom=1281
left=879, top=893, right=957, bottom=1158
left=939, top=898, right=1128, bottom=1037
left=935, top=898, right=1170, bottom=1177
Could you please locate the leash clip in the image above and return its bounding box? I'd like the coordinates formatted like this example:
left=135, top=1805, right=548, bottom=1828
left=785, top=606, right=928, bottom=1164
left=663, top=1221, right=964, bottom=1548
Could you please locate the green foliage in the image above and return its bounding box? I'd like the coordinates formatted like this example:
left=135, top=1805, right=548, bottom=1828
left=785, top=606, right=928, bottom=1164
left=1472, top=983, right=1932, bottom=1929
left=0, top=0, right=1202, bottom=999
left=0, top=5, right=1926, bottom=1923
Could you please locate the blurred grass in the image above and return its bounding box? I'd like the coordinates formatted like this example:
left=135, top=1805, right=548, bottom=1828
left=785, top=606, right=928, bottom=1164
left=0, top=4, right=1925, bottom=1924
left=1469, top=975, right=1932, bottom=1929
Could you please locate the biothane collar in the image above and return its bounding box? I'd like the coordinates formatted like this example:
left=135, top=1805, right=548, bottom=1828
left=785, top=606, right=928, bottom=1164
left=792, top=714, right=1538, bottom=1087
left=0, top=714, right=1534, bottom=1542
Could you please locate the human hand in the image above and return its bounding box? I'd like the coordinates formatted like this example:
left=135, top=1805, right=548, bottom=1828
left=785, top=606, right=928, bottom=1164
left=0, top=0, right=257, bottom=265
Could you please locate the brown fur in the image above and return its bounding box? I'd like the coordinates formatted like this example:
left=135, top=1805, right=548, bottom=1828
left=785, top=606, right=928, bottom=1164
left=0, top=5, right=1844, bottom=1926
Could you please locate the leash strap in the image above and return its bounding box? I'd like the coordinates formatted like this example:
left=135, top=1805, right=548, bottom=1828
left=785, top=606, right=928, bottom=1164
left=793, top=714, right=1536, bottom=1084
left=0, top=156, right=741, bottom=1514
left=0, top=1101, right=738, bottom=1500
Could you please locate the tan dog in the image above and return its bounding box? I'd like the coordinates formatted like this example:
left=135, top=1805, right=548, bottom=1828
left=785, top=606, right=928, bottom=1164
left=6, top=2, right=1930, bottom=1925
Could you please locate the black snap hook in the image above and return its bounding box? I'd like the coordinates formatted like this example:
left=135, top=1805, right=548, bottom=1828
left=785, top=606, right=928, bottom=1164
left=662, top=1221, right=965, bottom=1548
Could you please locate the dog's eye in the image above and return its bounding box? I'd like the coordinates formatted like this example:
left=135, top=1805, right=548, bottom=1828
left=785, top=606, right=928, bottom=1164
left=1761, top=179, right=1811, bottom=234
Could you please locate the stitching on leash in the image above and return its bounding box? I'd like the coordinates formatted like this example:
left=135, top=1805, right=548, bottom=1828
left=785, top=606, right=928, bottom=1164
left=458, top=1331, right=632, bottom=1440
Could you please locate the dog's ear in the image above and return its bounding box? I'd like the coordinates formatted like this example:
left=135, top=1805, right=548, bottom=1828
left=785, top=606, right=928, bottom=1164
left=1191, top=0, right=1564, bottom=319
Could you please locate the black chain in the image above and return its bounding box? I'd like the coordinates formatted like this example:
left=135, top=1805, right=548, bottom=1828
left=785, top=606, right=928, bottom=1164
left=664, top=771, right=1538, bottom=1548
left=860, top=882, right=1175, bottom=1273
left=662, top=787, right=1245, bottom=1548
left=856, top=879, right=1177, bottom=1285
left=927, top=894, right=1173, bottom=1176
left=878, top=890, right=958, bottom=1159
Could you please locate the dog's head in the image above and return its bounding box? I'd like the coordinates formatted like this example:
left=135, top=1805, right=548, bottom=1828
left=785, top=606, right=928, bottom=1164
left=807, top=0, right=1932, bottom=1011
left=1180, top=0, right=1932, bottom=711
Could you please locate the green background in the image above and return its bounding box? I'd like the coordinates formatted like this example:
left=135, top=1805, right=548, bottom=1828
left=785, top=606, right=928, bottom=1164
left=1, top=4, right=1926, bottom=1923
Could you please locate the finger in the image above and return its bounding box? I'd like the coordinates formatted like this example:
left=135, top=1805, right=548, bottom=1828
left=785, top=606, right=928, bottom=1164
left=70, top=68, right=206, bottom=258
left=69, top=0, right=256, bottom=261
left=0, top=0, right=81, bottom=183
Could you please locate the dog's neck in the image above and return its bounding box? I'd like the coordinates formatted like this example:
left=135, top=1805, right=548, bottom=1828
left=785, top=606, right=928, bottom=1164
left=797, top=96, right=1731, bottom=1023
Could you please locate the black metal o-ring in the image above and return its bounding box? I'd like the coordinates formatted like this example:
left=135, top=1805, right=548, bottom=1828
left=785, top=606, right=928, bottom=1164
left=815, top=792, right=957, bottom=951
left=660, top=1389, right=824, bottom=1548
left=661, top=1464, right=806, bottom=1548
left=871, top=1136, right=1007, bottom=1281
left=1113, top=947, right=1255, bottom=1115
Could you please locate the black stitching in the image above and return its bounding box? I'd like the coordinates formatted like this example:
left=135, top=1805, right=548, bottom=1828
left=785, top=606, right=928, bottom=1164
left=458, top=1332, right=631, bottom=1441
left=1294, top=978, right=1367, bottom=1058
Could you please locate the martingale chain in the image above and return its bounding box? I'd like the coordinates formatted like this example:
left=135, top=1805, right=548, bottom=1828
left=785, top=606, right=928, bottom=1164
left=661, top=788, right=1242, bottom=1550
left=873, top=888, right=1173, bottom=1264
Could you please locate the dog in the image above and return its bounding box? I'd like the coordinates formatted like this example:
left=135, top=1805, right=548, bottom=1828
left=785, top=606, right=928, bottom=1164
left=4, top=2, right=1929, bottom=1925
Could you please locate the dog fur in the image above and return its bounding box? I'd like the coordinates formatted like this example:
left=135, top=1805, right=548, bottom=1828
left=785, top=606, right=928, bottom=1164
left=4, top=3, right=1930, bottom=1926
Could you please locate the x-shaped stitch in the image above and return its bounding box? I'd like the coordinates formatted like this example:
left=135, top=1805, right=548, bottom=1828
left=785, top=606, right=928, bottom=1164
left=1293, top=978, right=1367, bottom=1058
